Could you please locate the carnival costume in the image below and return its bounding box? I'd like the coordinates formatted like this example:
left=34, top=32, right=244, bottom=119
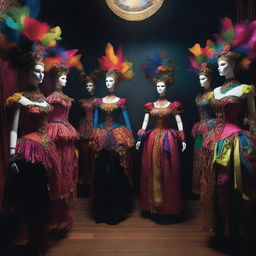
left=201, top=18, right=256, bottom=234
left=78, top=71, right=100, bottom=186
left=188, top=42, right=216, bottom=195
left=91, top=43, right=135, bottom=224
left=138, top=52, right=185, bottom=221
left=1, top=0, right=62, bottom=244
left=43, top=47, right=82, bottom=233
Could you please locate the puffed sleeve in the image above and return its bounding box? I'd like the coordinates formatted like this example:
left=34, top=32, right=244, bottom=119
left=120, top=98, right=132, bottom=132
left=144, top=102, right=153, bottom=113
left=171, top=101, right=183, bottom=115
left=6, top=92, right=22, bottom=107
left=242, top=84, right=255, bottom=95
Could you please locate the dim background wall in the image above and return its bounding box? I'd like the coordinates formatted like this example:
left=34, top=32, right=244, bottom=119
left=17, top=0, right=256, bottom=197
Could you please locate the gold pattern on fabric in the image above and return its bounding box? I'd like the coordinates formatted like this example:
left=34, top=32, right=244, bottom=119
left=151, top=129, right=163, bottom=207
left=106, top=0, right=164, bottom=21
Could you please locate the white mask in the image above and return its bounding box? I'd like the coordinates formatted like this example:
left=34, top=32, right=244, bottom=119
left=218, top=59, right=234, bottom=78
left=106, top=76, right=115, bottom=89
left=199, top=74, right=210, bottom=89
left=156, top=81, right=166, bottom=94
left=86, top=82, right=95, bottom=93
left=29, top=64, right=45, bottom=85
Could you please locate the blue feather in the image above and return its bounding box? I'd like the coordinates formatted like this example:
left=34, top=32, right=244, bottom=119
left=25, top=0, right=41, bottom=18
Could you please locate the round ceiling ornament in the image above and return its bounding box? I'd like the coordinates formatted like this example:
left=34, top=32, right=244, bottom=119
left=106, top=0, right=165, bottom=21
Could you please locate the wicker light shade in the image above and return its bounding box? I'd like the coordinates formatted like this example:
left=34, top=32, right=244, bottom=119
left=0, top=0, right=20, bottom=13
left=106, top=0, right=164, bottom=21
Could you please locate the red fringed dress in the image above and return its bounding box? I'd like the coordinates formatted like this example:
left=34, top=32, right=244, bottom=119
left=78, top=97, right=95, bottom=184
left=5, top=90, right=62, bottom=239
left=91, top=97, right=135, bottom=224
left=46, top=90, right=79, bottom=231
left=191, top=92, right=215, bottom=195
left=140, top=101, right=184, bottom=215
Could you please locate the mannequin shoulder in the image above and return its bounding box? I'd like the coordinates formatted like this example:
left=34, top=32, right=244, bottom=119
left=6, top=93, right=23, bottom=107
left=214, top=85, right=245, bottom=99
left=241, top=84, right=255, bottom=96
left=171, top=101, right=183, bottom=110
left=119, top=98, right=128, bottom=108
left=144, top=102, right=154, bottom=112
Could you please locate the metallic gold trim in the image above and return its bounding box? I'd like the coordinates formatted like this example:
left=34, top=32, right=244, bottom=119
left=106, top=0, right=165, bottom=21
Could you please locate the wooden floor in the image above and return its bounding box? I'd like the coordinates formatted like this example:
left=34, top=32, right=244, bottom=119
left=45, top=198, right=228, bottom=256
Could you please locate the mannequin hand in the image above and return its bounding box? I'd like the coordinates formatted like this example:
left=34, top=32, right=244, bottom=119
left=182, top=142, right=186, bottom=152
left=136, top=141, right=141, bottom=150
left=10, top=162, right=19, bottom=174
left=9, top=154, right=20, bottom=174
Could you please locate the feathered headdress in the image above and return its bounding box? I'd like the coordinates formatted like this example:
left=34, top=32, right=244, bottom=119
left=79, top=69, right=101, bottom=85
left=141, top=51, right=174, bottom=85
left=98, top=43, right=134, bottom=82
left=212, top=17, right=256, bottom=68
left=0, top=0, right=61, bottom=65
left=43, top=47, right=83, bottom=76
left=188, top=40, right=215, bottom=78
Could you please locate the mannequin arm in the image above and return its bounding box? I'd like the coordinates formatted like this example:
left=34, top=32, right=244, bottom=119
left=10, top=108, right=20, bottom=155
left=136, top=113, right=149, bottom=150
left=175, top=114, right=186, bottom=152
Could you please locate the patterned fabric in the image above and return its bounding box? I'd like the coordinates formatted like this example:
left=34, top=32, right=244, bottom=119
left=91, top=97, right=134, bottom=183
left=201, top=84, right=256, bottom=233
left=78, top=97, right=96, bottom=184
left=191, top=91, right=216, bottom=195
left=46, top=90, right=79, bottom=232
left=6, top=91, right=62, bottom=199
left=139, top=101, right=184, bottom=214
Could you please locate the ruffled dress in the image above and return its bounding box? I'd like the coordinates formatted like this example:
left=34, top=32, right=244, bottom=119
left=140, top=101, right=184, bottom=216
left=191, top=91, right=215, bottom=195
left=91, top=97, right=135, bottom=224
left=46, top=90, right=79, bottom=232
left=5, top=90, right=62, bottom=241
left=201, top=84, right=256, bottom=233
left=77, top=97, right=95, bottom=184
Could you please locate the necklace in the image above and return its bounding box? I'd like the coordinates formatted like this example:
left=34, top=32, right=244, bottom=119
left=155, top=99, right=168, bottom=107
left=220, top=79, right=240, bottom=94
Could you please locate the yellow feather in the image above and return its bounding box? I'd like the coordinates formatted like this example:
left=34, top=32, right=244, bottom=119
left=105, top=43, right=118, bottom=65
left=188, top=43, right=202, bottom=57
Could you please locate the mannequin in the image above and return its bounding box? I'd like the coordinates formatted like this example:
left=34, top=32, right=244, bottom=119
left=46, top=66, right=79, bottom=236
left=5, top=57, right=60, bottom=248
left=137, top=52, right=186, bottom=224
left=91, top=43, right=135, bottom=224
left=78, top=72, right=99, bottom=191
left=201, top=49, right=256, bottom=240
left=91, top=71, right=134, bottom=224
left=188, top=43, right=216, bottom=195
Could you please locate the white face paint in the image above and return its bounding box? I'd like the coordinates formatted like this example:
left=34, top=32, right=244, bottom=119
left=199, top=74, right=210, bottom=89
left=29, top=64, right=45, bottom=85
left=58, top=74, right=67, bottom=87
left=86, top=82, right=95, bottom=93
left=156, top=81, right=166, bottom=94
left=106, top=76, right=115, bottom=89
left=218, top=59, right=234, bottom=78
